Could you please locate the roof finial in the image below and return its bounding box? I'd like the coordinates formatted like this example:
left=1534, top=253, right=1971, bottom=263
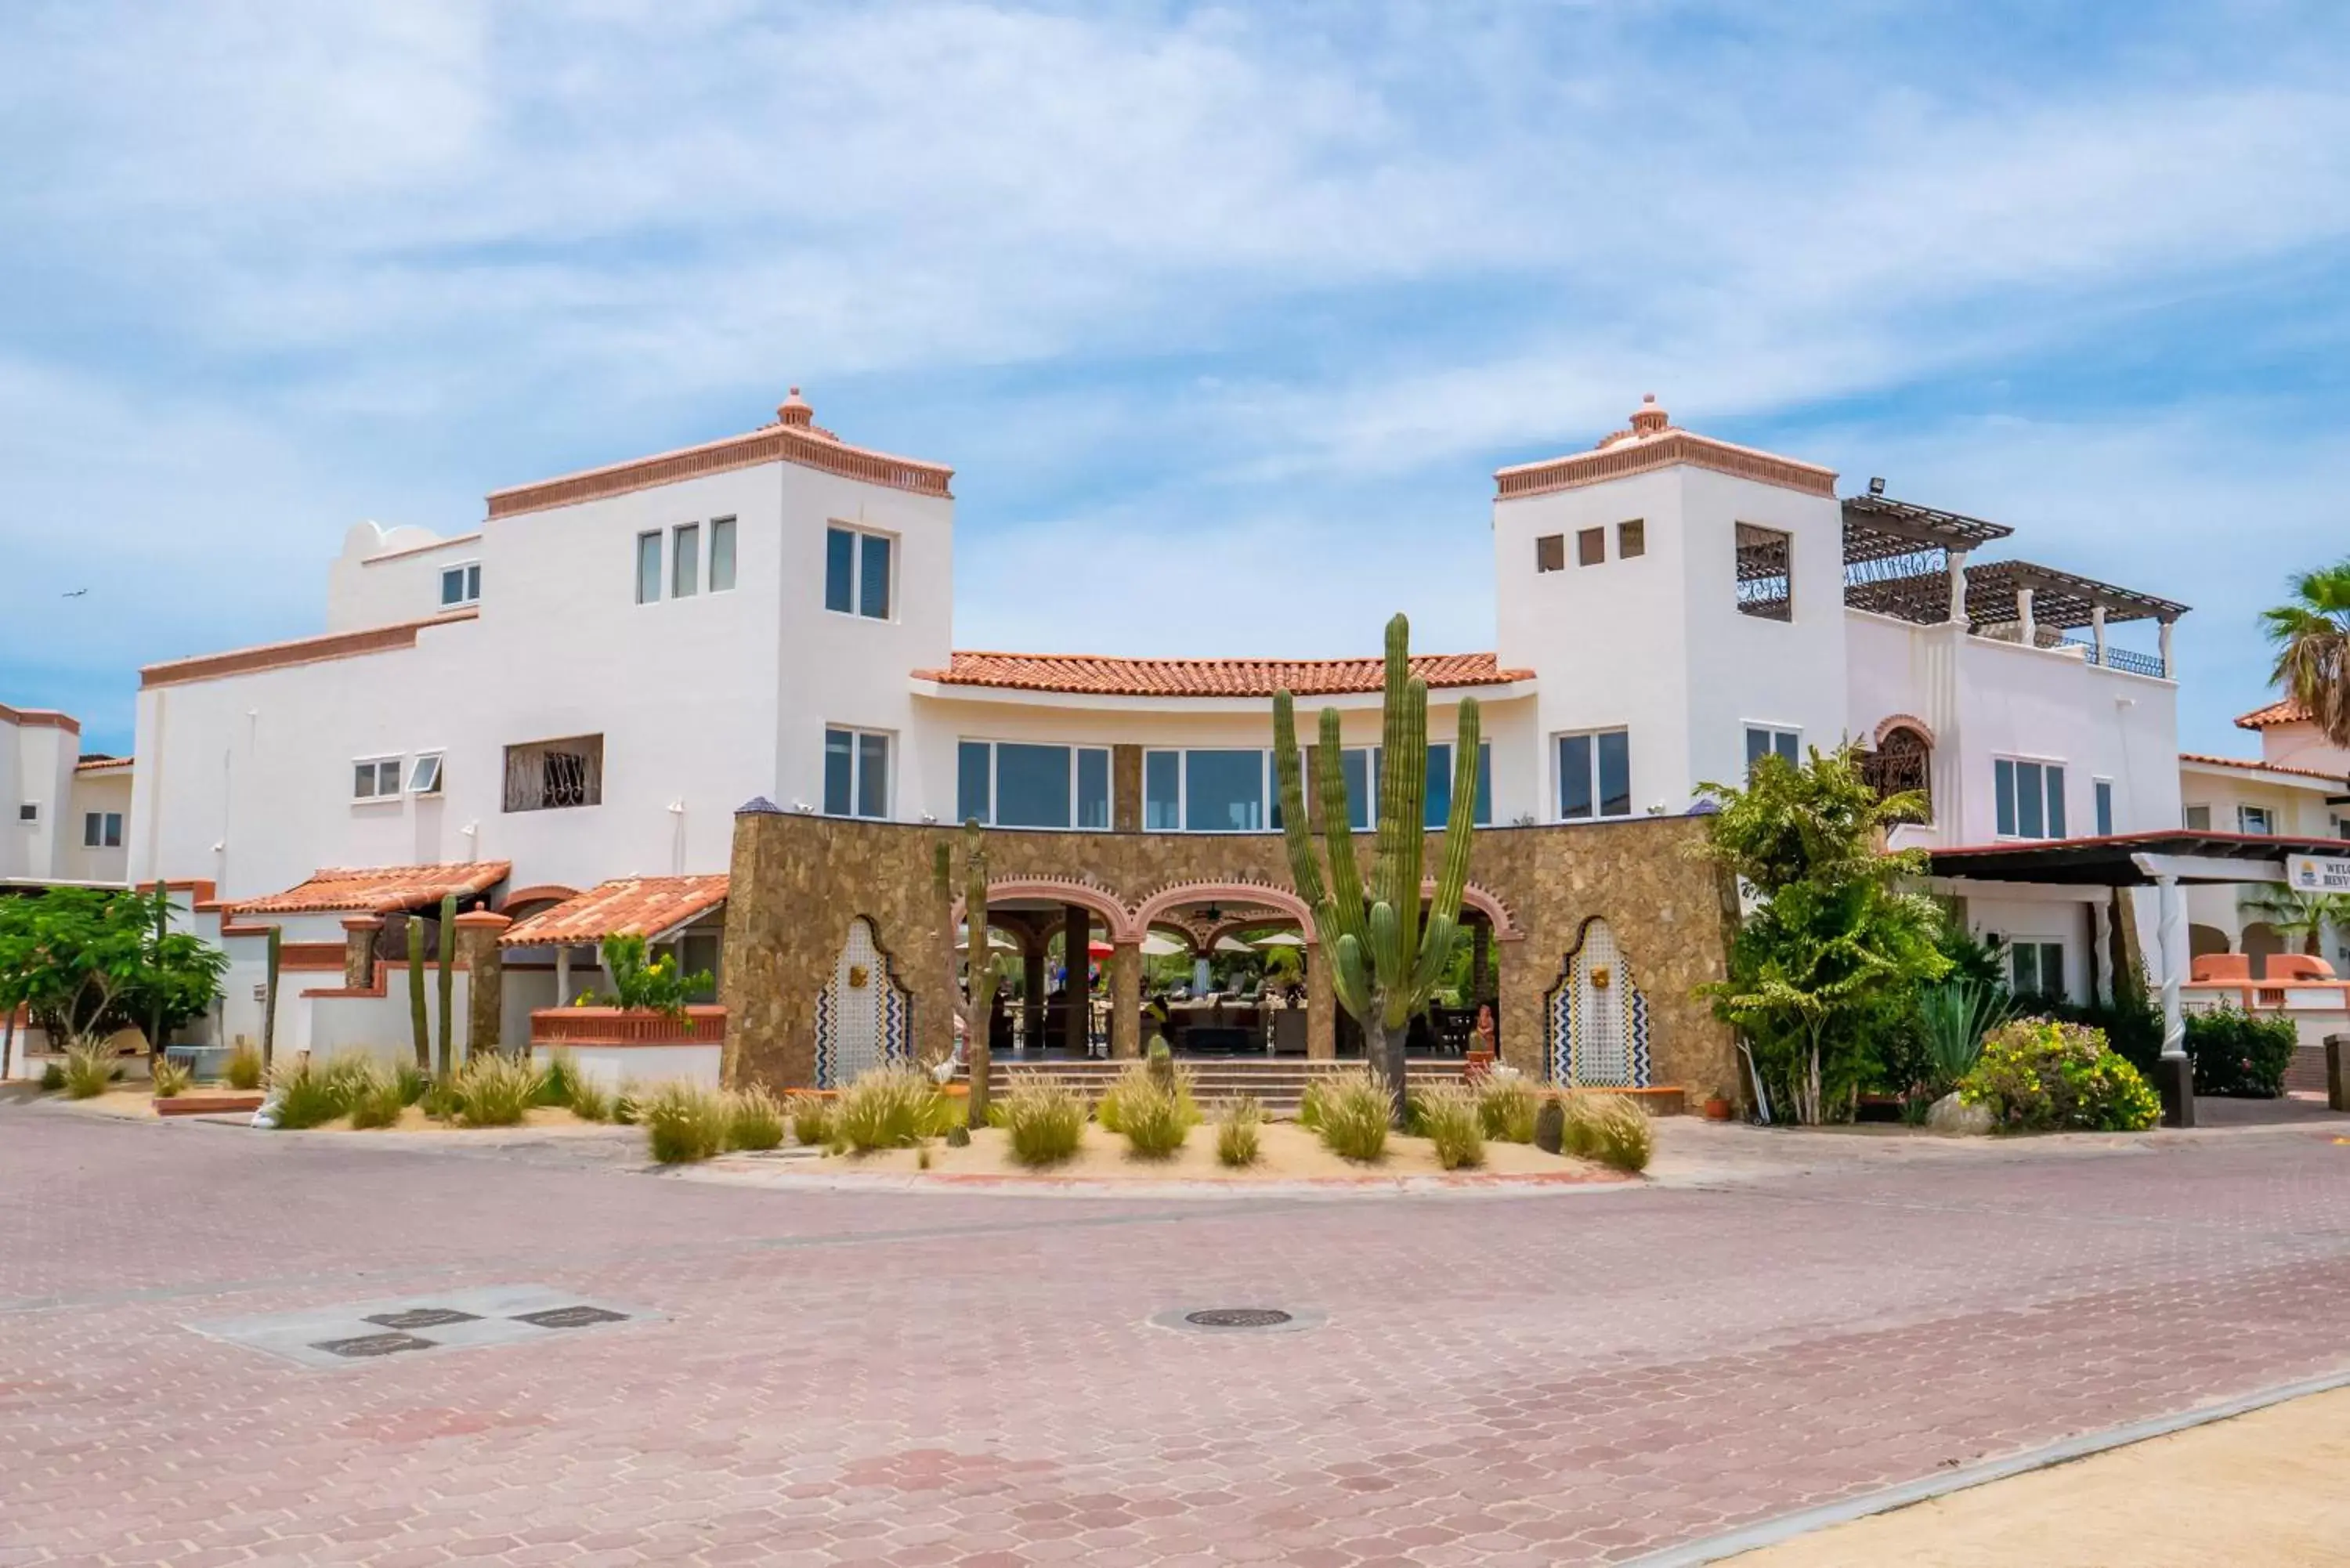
left=1629, top=392, right=1668, bottom=435
left=777, top=385, right=814, bottom=428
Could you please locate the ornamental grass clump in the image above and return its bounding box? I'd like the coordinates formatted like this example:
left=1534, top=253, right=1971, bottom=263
left=1413, top=1082, right=1486, bottom=1171
left=1558, top=1090, right=1654, bottom=1173
left=62, top=1040, right=117, bottom=1100
left=1477, top=1074, right=1538, bottom=1143
left=266, top=1056, right=346, bottom=1130
left=786, top=1091, right=835, bottom=1147
left=322, top=1052, right=380, bottom=1109
left=1117, top=1076, right=1201, bottom=1158
left=222, top=1043, right=264, bottom=1090
left=642, top=1081, right=730, bottom=1164
left=453, top=1053, right=538, bottom=1128
left=726, top=1086, right=786, bottom=1151
left=1960, top=1018, right=2160, bottom=1133
left=833, top=1066, right=954, bottom=1153
left=1215, top=1097, right=1264, bottom=1168
left=149, top=1055, right=193, bottom=1099
left=347, top=1066, right=408, bottom=1130
left=534, top=1050, right=584, bottom=1108
left=997, top=1081, right=1086, bottom=1166
left=1307, top=1068, right=1390, bottom=1162
left=566, top=1073, right=614, bottom=1124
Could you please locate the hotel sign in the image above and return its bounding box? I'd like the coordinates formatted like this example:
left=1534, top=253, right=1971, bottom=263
left=2287, top=852, right=2350, bottom=892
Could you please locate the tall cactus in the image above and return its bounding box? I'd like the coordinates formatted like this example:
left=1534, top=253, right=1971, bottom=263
left=958, top=820, right=1001, bottom=1126
left=1274, top=613, right=1480, bottom=1122
left=261, top=924, right=283, bottom=1070
left=436, top=893, right=457, bottom=1071
left=407, top=914, right=430, bottom=1072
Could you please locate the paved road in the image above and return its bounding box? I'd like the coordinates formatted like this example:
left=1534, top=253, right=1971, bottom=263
left=4, top=1104, right=2347, bottom=1566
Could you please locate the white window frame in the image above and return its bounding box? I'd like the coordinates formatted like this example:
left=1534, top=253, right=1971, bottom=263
left=1994, top=755, right=2069, bottom=841
left=823, top=725, right=893, bottom=820
left=2238, top=804, right=2275, bottom=836
left=82, top=810, right=122, bottom=848
left=956, top=739, right=1113, bottom=831
left=2093, top=777, right=2115, bottom=837
left=352, top=755, right=403, bottom=803
left=1140, top=747, right=1275, bottom=834
left=708, top=515, right=737, bottom=593
left=634, top=530, right=663, bottom=604
left=671, top=522, right=701, bottom=598
left=825, top=524, right=896, bottom=621
left=1743, top=725, right=1802, bottom=774
left=408, top=751, right=446, bottom=796
left=2183, top=803, right=2211, bottom=830
left=1554, top=728, right=1632, bottom=822
left=2008, top=938, right=2067, bottom=999
left=439, top=561, right=481, bottom=609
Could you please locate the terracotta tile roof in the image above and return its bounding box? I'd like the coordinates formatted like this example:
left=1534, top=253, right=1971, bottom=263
left=2235, top=696, right=2310, bottom=729
left=2178, top=752, right=2346, bottom=783
left=226, top=862, right=511, bottom=917
left=913, top=651, right=1533, bottom=699
left=1494, top=395, right=1838, bottom=501
left=74, top=753, right=132, bottom=772
left=142, top=611, right=477, bottom=689
left=498, top=875, right=730, bottom=948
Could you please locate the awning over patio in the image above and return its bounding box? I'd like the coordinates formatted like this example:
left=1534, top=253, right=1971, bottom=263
left=1927, top=830, right=2346, bottom=887
left=226, top=861, right=510, bottom=917
left=498, top=875, right=729, bottom=948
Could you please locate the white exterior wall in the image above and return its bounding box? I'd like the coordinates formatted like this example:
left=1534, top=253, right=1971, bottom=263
left=60, top=768, right=132, bottom=883
left=5, top=721, right=76, bottom=880
left=327, top=523, right=481, bottom=631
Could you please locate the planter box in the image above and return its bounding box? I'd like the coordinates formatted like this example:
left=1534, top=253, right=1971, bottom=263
left=530, top=1005, right=726, bottom=1048
left=156, top=1092, right=266, bottom=1117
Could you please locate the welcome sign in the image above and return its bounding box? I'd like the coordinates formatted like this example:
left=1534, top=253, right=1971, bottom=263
left=2288, top=852, right=2350, bottom=892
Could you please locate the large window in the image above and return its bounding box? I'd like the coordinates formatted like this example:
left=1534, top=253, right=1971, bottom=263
left=956, top=741, right=1111, bottom=829
left=1558, top=729, right=1632, bottom=821
left=1994, top=757, right=2066, bottom=840
left=824, top=727, right=890, bottom=819
left=635, top=532, right=662, bottom=604
left=503, top=735, right=603, bottom=812
left=1327, top=744, right=1494, bottom=830
left=826, top=526, right=892, bottom=619
left=1184, top=749, right=1266, bottom=833
left=82, top=811, right=121, bottom=848
left=1744, top=726, right=1801, bottom=774
left=439, top=562, right=480, bottom=609
left=1735, top=522, right=1792, bottom=621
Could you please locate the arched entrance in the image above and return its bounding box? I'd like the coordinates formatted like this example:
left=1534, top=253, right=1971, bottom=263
left=1132, top=883, right=1314, bottom=1057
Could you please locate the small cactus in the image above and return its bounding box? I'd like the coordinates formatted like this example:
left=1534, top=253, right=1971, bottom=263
left=1146, top=1038, right=1175, bottom=1091
left=407, top=915, right=430, bottom=1072
left=1533, top=1097, right=1566, bottom=1154
left=261, top=925, right=283, bottom=1070
left=436, top=893, right=457, bottom=1071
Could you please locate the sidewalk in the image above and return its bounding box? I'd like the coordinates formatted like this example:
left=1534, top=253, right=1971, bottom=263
left=1730, top=1385, right=2350, bottom=1566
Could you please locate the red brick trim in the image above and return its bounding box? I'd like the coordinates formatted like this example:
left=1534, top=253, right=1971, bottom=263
left=486, top=421, right=952, bottom=518
left=0, top=702, right=81, bottom=734
left=141, top=611, right=478, bottom=689
left=1496, top=431, right=1836, bottom=500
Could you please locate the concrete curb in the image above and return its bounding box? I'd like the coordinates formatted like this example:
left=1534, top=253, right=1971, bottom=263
left=1623, top=1364, right=2350, bottom=1566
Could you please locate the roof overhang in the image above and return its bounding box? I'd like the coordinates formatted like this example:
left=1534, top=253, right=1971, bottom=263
left=225, top=861, right=511, bottom=917
left=908, top=677, right=1538, bottom=714
left=1927, top=831, right=2344, bottom=887
left=498, top=875, right=730, bottom=948
left=2178, top=756, right=2348, bottom=792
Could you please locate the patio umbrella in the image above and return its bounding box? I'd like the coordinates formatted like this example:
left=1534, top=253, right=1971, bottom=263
left=1087, top=939, right=1115, bottom=958
left=1140, top=933, right=1187, bottom=956
left=1253, top=931, right=1307, bottom=948
left=954, top=927, right=1019, bottom=952
left=1212, top=934, right=1255, bottom=954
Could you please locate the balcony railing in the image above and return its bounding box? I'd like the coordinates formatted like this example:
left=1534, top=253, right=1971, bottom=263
left=530, top=1004, right=726, bottom=1047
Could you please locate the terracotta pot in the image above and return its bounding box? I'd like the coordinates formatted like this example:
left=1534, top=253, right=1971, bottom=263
left=1701, top=1095, right=1734, bottom=1122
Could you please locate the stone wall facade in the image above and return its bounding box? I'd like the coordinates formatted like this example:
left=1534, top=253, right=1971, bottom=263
left=721, top=809, right=1743, bottom=1100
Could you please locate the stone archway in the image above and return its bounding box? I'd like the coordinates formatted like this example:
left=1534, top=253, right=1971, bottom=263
left=1544, top=916, right=1652, bottom=1088
left=813, top=916, right=913, bottom=1088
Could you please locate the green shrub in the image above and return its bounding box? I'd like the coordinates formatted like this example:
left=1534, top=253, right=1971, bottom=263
left=643, top=1081, right=730, bottom=1164
left=727, top=1086, right=786, bottom=1151
left=150, top=1055, right=193, bottom=1099
left=38, top=1060, right=66, bottom=1092
left=392, top=1062, right=429, bottom=1107
left=222, top=1043, right=264, bottom=1090
left=63, top=1040, right=117, bottom=1100
left=566, top=1074, right=614, bottom=1123
left=1414, top=1082, right=1485, bottom=1171
left=453, top=1053, right=537, bottom=1128
left=1215, top=1098, right=1264, bottom=1167
left=999, top=1081, right=1086, bottom=1166
left=1308, top=1068, right=1390, bottom=1162
left=1918, top=979, right=2011, bottom=1093
left=1559, top=1091, right=1654, bottom=1172
left=2185, top=1006, right=2300, bottom=1098
left=786, top=1091, right=835, bottom=1147
left=535, top=1050, right=584, bottom=1107
left=347, top=1068, right=408, bottom=1129
left=267, top=1056, right=347, bottom=1129
left=1094, top=1063, right=1148, bottom=1134
left=1477, top=1075, right=1538, bottom=1143
left=833, top=1066, right=953, bottom=1152
left=1960, top=1018, right=2161, bottom=1133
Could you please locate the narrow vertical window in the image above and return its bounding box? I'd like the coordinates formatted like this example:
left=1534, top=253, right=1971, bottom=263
left=859, top=533, right=892, bottom=620
left=1596, top=730, right=1631, bottom=817
left=104, top=812, right=122, bottom=847
left=957, top=741, right=992, bottom=824
left=636, top=532, right=663, bottom=604
left=1735, top=523, right=1793, bottom=620
left=1144, top=750, right=1180, bottom=830
left=1535, top=534, right=1565, bottom=573
left=708, top=517, right=736, bottom=591
left=1618, top=518, right=1645, bottom=558
left=1559, top=735, right=1593, bottom=821
left=1577, top=526, right=1606, bottom=566
left=1996, top=759, right=2019, bottom=836
left=2016, top=761, right=2045, bottom=839
left=825, top=527, right=855, bottom=613
left=2044, top=765, right=2066, bottom=838
left=1076, top=748, right=1111, bottom=829
left=672, top=522, right=700, bottom=598
left=823, top=728, right=854, bottom=815
left=857, top=732, right=889, bottom=818
left=1424, top=742, right=1453, bottom=829
left=83, top=812, right=102, bottom=847
left=2094, top=779, right=2114, bottom=837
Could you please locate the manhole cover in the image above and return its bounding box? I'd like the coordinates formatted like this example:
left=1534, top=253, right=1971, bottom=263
left=365, top=1308, right=481, bottom=1330
left=1184, top=1308, right=1293, bottom=1329
left=512, top=1305, right=631, bottom=1329
left=311, top=1331, right=435, bottom=1359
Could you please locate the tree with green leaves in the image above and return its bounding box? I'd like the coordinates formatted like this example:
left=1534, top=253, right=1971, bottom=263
left=1273, top=613, right=1479, bottom=1122
left=0, top=887, right=227, bottom=1057
left=2261, top=557, right=2350, bottom=746
left=595, top=933, right=710, bottom=1024
left=2237, top=886, right=2350, bottom=959
left=1695, top=745, right=1950, bottom=1124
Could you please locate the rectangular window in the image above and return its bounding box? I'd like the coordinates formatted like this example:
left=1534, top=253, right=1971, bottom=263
left=1535, top=533, right=1565, bottom=573
left=1421, top=742, right=1496, bottom=828
left=2095, top=779, right=2114, bottom=837
left=2010, top=941, right=2065, bottom=999
left=996, top=742, right=1072, bottom=829
left=1577, top=526, right=1606, bottom=566
left=825, top=526, right=894, bottom=619
left=1076, top=748, right=1110, bottom=830
left=439, top=562, right=481, bottom=608
left=502, top=735, right=602, bottom=812
left=1618, top=518, right=1645, bottom=558
left=672, top=523, right=700, bottom=598
left=1340, top=746, right=1372, bottom=829
left=708, top=517, right=736, bottom=592
left=352, top=757, right=402, bottom=800
left=2239, top=804, right=2275, bottom=835
left=83, top=811, right=107, bottom=847
left=1995, top=757, right=2066, bottom=840
left=822, top=727, right=891, bottom=819
left=408, top=752, right=444, bottom=795
left=1735, top=522, right=1792, bottom=621
left=16, top=802, right=36, bottom=823
left=1744, top=727, right=1801, bottom=774
left=1557, top=729, right=1631, bottom=821
left=635, top=531, right=662, bottom=604
left=956, top=740, right=991, bottom=825
left=956, top=741, right=1113, bottom=829
left=1144, top=750, right=1180, bottom=830
left=1185, top=750, right=1265, bottom=833
left=2184, top=803, right=2211, bottom=831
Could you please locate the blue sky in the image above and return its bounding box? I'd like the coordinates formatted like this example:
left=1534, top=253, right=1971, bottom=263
left=3, top=0, right=2346, bottom=757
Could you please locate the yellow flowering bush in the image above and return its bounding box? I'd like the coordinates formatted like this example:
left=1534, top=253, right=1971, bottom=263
left=1959, top=1018, right=2159, bottom=1133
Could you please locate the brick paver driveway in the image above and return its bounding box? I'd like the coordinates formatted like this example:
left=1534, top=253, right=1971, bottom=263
left=4, top=1105, right=2347, bottom=1566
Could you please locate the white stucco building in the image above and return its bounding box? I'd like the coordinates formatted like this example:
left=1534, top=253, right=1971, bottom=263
left=3, top=701, right=133, bottom=889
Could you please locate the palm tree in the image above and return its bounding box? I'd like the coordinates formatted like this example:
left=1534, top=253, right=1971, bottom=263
left=2260, top=558, right=2350, bottom=746
left=2237, top=887, right=2350, bottom=959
